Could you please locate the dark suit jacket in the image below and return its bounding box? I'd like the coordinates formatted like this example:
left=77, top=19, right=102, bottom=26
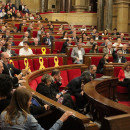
left=2, top=63, right=21, bottom=77
left=67, top=76, right=82, bottom=95
left=43, top=36, right=54, bottom=45
left=61, top=42, right=70, bottom=53
left=112, top=50, right=127, bottom=63
left=36, top=82, right=58, bottom=101
left=93, top=35, right=102, bottom=40
left=97, top=58, right=108, bottom=74
left=9, top=50, right=18, bottom=57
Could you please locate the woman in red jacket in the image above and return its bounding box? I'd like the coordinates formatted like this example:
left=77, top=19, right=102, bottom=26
left=118, top=62, right=130, bottom=98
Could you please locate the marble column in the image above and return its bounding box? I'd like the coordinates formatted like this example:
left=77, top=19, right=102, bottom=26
left=105, top=0, right=113, bottom=31
left=66, top=0, right=72, bottom=12
left=44, top=0, right=48, bottom=12
left=41, top=0, right=45, bottom=12
left=60, top=0, right=66, bottom=12
left=97, top=0, right=105, bottom=31
left=73, top=0, right=87, bottom=12
left=115, top=0, right=129, bottom=32
left=15, top=0, right=20, bottom=9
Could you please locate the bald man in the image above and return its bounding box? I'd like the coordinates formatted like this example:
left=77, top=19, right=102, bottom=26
left=1, top=52, right=21, bottom=77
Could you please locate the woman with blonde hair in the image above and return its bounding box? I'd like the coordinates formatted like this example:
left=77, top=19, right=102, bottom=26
left=0, top=87, right=72, bottom=129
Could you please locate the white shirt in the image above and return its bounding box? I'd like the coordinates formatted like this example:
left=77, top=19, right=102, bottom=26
left=19, top=41, right=24, bottom=46
left=19, top=48, right=33, bottom=56
left=78, top=50, right=83, bottom=60
left=124, top=70, right=130, bottom=79
left=112, top=42, right=123, bottom=47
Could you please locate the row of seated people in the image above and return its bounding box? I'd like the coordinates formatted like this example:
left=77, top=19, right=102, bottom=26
left=0, top=62, right=74, bottom=129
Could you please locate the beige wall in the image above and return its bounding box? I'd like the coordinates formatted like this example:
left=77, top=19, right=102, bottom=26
left=41, top=13, right=97, bottom=25
left=48, top=0, right=56, bottom=11
left=21, top=0, right=41, bottom=13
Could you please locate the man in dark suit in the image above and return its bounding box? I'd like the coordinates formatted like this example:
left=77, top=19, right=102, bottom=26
left=121, top=44, right=129, bottom=54
left=111, top=28, right=120, bottom=36
left=43, top=32, right=54, bottom=46
left=112, top=49, right=127, bottom=63
left=22, top=5, right=29, bottom=14
left=2, top=30, right=11, bottom=39
left=93, top=31, right=102, bottom=40
left=18, top=20, right=26, bottom=32
left=1, top=52, right=21, bottom=77
left=67, top=71, right=92, bottom=109
left=61, top=38, right=72, bottom=53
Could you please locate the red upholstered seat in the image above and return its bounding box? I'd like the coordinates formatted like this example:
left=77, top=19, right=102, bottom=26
left=114, top=67, right=122, bottom=77
left=35, top=76, right=42, bottom=84
left=13, top=35, right=23, bottom=38
left=32, top=49, right=36, bottom=54
left=67, top=69, right=81, bottom=82
left=29, top=79, right=38, bottom=91
left=99, top=48, right=103, bottom=53
left=91, top=56, right=102, bottom=66
left=48, top=57, right=63, bottom=67
left=18, top=59, right=34, bottom=71
left=108, top=56, right=113, bottom=62
left=10, top=60, right=19, bottom=69
left=14, top=41, right=20, bottom=46
left=36, top=48, right=50, bottom=54
left=54, top=41, right=64, bottom=52
left=126, top=57, right=130, bottom=61
left=71, top=95, right=76, bottom=103
left=60, top=70, right=69, bottom=88
left=12, top=49, right=19, bottom=54
left=96, top=73, right=103, bottom=78
left=15, top=24, right=20, bottom=30
left=23, top=27, right=27, bottom=32
left=32, top=31, right=38, bottom=38
left=117, top=86, right=128, bottom=93
left=67, top=57, right=73, bottom=65
left=97, top=42, right=103, bottom=46
left=33, top=58, right=48, bottom=70
left=85, top=48, right=91, bottom=53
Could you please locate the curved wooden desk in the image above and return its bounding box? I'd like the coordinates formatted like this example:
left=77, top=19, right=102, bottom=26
left=84, top=78, right=130, bottom=129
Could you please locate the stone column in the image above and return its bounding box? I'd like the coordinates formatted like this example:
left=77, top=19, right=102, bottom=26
left=115, top=0, right=129, bottom=32
left=105, top=0, right=113, bottom=31
left=41, top=0, right=45, bottom=12
left=60, top=0, right=66, bottom=12
left=66, top=0, right=72, bottom=12
left=73, top=0, right=87, bottom=12
left=97, top=0, right=105, bottom=31
left=15, top=0, right=20, bottom=9
left=44, top=0, right=48, bottom=12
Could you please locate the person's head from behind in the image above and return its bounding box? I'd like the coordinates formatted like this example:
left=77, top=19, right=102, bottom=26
left=103, top=53, right=109, bottom=60
left=0, top=74, right=12, bottom=98
left=1, top=52, right=10, bottom=65
left=41, top=74, right=53, bottom=87
left=51, top=69, right=61, bottom=82
left=81, top=71, right=92, bottom=84
left=123, top=62, right=130, bottom=72
left=4, top=87, right=32, bottom=125
left=0, top=60, right=4, bottom=74
left=89, top=65, right=97, bottom=75
left=23, top=41, right=29, bottom=50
